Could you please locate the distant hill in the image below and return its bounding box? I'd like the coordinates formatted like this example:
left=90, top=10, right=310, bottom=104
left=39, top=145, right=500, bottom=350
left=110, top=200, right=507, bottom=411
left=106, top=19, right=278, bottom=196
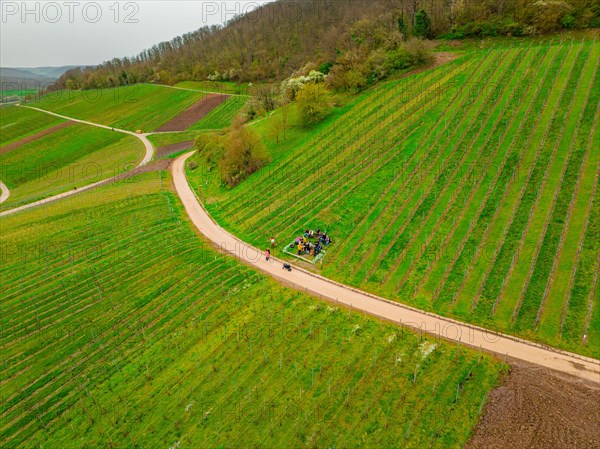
left=1, top=66, right=84, bottom=90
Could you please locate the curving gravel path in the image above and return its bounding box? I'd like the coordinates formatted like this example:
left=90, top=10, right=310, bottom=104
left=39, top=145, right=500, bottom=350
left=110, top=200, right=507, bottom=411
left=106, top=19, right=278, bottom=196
left=0, top=181, right=10, bottom=204
left=172, top=151, right=600, bottom=384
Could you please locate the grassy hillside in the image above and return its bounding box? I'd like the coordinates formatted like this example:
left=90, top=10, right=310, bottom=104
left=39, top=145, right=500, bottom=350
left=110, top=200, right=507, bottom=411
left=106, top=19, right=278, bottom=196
left=186, top=39, right=600, bottom=358
left=189, top=96, right=249, bottom=131
left=174, top=80, right=250, bottom=95
left=31, top=84, right=206, bottom=132
left=0, top=106, right=64, bottom=146
left=147, top=131, right=205, bottom=147
left=0, top=123, right=144, bottom=208
left=0, top=172, right=503, bottom=448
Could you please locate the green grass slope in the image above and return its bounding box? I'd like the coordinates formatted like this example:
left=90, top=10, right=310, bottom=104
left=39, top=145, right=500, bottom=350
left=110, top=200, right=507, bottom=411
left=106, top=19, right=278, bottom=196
left=31, top=84, right=206, bottom=132
left=147, top=131, right=207, bottom=148
left=0, top=106, right=64, bottom=147
left=185, top=40, right=600, bottom=358
left=174, top=80, right=250, bottom=95
left=189, top=96, right=249, bottom=130
left=0, top=123, right=144, bottom=208
left=0, top=172, right=503, bottom=448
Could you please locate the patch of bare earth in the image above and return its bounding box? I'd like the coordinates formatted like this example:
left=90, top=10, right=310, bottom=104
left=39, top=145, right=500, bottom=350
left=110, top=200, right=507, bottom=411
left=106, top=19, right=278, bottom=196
left=0, top=121, right=74, bottom=154
left=156, top=140, right=195, bottom=158
left=155, top=94, right=230, bottom=132
left=467, top=362, right=600, bottom=449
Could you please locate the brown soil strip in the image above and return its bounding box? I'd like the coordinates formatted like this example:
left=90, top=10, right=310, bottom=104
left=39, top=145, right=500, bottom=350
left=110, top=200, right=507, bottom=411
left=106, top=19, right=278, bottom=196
left=155, top=94, right=230, bottom=132
left=0, top=121, right=74, bottom=154
left=467, top=362, right=600, bottom=449
left=156, top=140, right=195, bottom=158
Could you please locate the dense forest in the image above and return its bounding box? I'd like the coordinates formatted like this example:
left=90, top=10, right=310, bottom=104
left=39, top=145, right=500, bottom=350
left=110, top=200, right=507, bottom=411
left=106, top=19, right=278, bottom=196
left=55, top=0, right=599, bottom=89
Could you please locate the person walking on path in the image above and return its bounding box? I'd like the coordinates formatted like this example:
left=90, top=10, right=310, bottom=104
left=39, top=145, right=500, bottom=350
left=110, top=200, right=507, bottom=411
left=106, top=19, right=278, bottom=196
left=265, top=249, right=271, bottom=262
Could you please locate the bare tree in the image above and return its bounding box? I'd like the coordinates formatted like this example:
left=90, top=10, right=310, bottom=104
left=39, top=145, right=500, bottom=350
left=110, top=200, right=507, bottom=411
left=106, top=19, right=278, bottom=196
left=269, top=113, right=282, bottom=143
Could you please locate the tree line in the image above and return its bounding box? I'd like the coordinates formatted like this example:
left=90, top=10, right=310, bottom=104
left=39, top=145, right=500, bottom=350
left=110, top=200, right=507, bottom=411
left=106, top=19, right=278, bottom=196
left=54, top=0, right=599, bottom=90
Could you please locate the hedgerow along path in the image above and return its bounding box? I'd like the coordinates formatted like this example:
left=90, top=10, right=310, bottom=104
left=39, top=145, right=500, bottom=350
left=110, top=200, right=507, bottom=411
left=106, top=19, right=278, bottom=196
left=0, top=172, right=504, bottom=448
left=185, top=38, right=600, bottom=358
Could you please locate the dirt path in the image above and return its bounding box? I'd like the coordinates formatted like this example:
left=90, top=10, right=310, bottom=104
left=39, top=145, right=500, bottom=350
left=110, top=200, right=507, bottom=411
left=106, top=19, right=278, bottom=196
left=172, top=151, right=600, bottom=384
left=0, top=121, right=74, bottom=155
left=467, top=362, right=600, bottom=449
left=0, top=181, right=9, bottom=204
left=0, top=106, right=155, bottom=216
left=154, top=94, right=230, bottom=132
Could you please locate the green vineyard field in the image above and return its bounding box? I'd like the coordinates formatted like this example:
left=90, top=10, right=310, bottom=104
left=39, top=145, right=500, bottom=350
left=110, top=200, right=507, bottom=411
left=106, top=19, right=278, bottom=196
left=0, top=173, right=503, bottom=448
left=186, top=39, right=600, bottom=358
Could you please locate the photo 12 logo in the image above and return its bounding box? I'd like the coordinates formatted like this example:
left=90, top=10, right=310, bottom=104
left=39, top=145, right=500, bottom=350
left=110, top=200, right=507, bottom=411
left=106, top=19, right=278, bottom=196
left=201, top=1, right=262, bottom=24
left=1, top=1, right=140, bottom=24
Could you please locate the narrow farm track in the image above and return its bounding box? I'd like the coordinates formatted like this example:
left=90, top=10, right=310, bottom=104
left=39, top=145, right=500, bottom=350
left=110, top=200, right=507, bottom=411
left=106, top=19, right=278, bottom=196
left=0, top=180, right=10, bottom=203
left=0, top=106, right=155, bottom=216
left=172, top=151, right=600, bottom=384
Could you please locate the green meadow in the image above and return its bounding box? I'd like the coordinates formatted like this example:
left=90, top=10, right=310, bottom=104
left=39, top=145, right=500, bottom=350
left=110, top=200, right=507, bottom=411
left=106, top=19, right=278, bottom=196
left=31, top=84, right=206, bottom=132
left=189, top=96, right=249, bottom=131
left=0, top=106, right=64, bottom=147
left=174, top=80, right=250, bottom=95
left=147, top=131, right=206, bottom=148
left=0, top=120, right=144, bottom=208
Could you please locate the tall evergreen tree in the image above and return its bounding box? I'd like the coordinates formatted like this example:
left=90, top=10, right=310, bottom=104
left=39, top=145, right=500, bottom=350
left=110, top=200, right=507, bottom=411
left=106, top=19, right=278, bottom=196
left=414, top=9, right=432, bottom=38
